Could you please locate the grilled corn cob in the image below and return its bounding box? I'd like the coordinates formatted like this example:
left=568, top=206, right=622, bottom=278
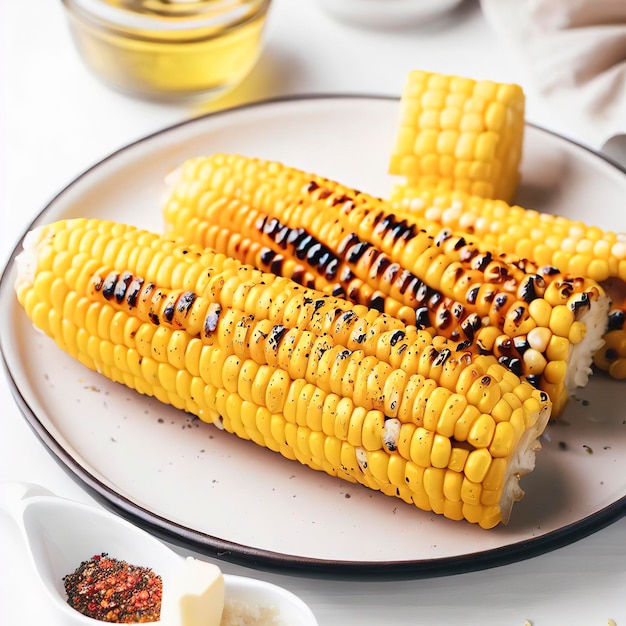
left=392, top=184, right=626, bottom=284
left=163, top=154, right=609, bottom=415
left=14, top=218, right=552, bottom=528
left=392, top=184, right=626, bottom=378
left=388, top=70, right=525, bottom=202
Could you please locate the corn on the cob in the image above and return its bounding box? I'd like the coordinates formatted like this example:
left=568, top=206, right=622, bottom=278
left=163, top=154, right=609, bottom=415
left=14, top=218, right=552, bottom=528
left=392, top=184, right=625, bottom=378
left=388, top=70, right=525, bottom=203
left=392, top=184, right=626, bottom=284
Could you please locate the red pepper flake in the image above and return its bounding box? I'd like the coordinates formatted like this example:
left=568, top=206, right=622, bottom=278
left=63, top=553, right=162, bottom=623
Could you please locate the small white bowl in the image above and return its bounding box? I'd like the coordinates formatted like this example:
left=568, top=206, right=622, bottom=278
left=315, top=0, right=464, bottom=29
left=1, top=482, right=318, bottom=626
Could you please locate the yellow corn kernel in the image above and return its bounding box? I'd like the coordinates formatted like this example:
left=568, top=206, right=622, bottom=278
left=464, top=448, right=492, bottom=483
left=410, top=427, right=434, bottom=467
left=549, top=305, right=575, bottom=338
left=453, top=405, right=481, bottom=442
left=443, top=469, right=463, bottom=501
left=448, top=447, right=469, bottom=472
left=436, top=394, right=468, bottom=437
left=423, top=467, right=446, bottom=501
left=430, top=434, right=452, bottom=468
left=423, top=386, right=452, bottom=431
left=568, top=321, right=586, bottom=345
left=461, top=478, right=482, bottom=505
left=489, top=421, right=516, bottom=458
left=395, top=422, right=417, bottom=460
left=467, top=413, right=496, bottom=448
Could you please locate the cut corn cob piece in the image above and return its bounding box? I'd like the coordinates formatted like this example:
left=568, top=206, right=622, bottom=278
left=389, top=69, right=525, bottom=202
left=14, top=218, right=552, bottom=528
left=163, top=154, right=609, bottom=415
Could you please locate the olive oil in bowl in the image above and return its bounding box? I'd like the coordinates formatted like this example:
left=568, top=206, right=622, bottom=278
left=61, top=0, right=271, bottom=100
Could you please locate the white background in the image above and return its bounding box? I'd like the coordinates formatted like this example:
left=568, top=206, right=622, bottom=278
left=1, top=1, right=625, bottom=624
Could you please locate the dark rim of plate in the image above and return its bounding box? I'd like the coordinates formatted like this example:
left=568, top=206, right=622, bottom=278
left=1, top=94, right=625, bottom=581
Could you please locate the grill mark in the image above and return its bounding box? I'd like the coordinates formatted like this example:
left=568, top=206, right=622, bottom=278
left=389, top=330, right=405, bottom=346
left=267, top=325, right=287, bottom=352
left=433, top=348, right=451, bottom=367
left=175, top=291, right=196, bottom=316
left=126, top=277, right=144, bottom=308
left=102, top=271, right=119, bottom=300
left=415, top=307, right=430, bottom=329
left=519, top=276, right=538, bottom=302
left=570, top=292, right=590, bottom=312
left=608, top=308, right=625, bottom=331
left=203, top=303, right=221, bottom=335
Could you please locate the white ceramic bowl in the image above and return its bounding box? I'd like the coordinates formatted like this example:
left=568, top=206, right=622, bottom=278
left=0, top=482, right=318, bottom=626
left=314, top=0, right=464, bottom=29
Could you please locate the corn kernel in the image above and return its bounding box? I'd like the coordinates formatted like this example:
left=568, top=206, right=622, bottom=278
left=410, top=427, right=434, bottom=467
left=464, top=448, right=492, bottom=483
left=431, top=434, right=452, bottom=468
left=448, top=447, right=469, bottom=472
left=549, top=305, right=575, bottom=338
left=489, top=421, right=516, bottom=457
left=467, top=413, right=496, bottom=448
left=461, top=477, right=482, bottom=505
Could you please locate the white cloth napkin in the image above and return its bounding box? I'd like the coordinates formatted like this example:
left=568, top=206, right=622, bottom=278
left=480, top=0, right=626, bottom=152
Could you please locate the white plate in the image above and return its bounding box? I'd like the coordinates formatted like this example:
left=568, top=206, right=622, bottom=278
left=1, top=95, right=625, bottom=579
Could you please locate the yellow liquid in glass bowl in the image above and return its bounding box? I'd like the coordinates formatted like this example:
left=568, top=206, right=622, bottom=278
left=63, top=0, right=270, bottom=100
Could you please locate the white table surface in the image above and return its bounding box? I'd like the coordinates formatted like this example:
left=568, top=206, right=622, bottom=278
left=1, top=1, right=625, bottom=625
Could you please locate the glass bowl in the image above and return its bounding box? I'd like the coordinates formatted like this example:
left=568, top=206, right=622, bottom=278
left=60, top=0, right=271, bottom=101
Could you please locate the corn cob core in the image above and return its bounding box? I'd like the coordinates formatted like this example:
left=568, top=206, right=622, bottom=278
left=14, top=218, right=552, bottom=528
left=163, top=154, right=609, bottom=415
left=389, top=70, right=525, bottom=202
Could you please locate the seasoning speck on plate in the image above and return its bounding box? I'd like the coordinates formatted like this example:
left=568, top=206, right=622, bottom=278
left=63, top=553, right=162, bottom=623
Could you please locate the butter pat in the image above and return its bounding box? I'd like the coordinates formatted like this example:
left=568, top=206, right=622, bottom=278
left=161, top=557, right=225, bottom=626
